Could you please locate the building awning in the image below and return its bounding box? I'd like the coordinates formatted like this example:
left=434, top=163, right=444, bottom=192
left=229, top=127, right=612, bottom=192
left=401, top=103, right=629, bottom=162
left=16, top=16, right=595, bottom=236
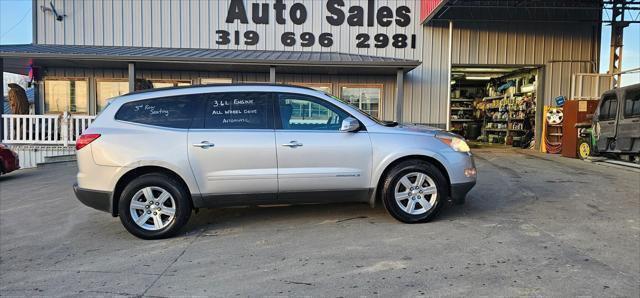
left=0, top=44, right=420, bottom=76
left=422, top=0, right=601, bottom=24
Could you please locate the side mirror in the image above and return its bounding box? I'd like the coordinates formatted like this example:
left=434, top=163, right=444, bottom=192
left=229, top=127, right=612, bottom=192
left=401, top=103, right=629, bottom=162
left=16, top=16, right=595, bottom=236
left=340, top=117, right=360, bottom=132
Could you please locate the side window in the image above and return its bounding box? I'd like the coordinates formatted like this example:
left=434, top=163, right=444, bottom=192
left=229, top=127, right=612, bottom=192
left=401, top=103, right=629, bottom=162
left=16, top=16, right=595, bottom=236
left=608, top=98, right=618, bottom=120
left=204, top=92, right=273, bottom=129
left=599, top=100, right=610, bottom=120
left=277, top=93, right=349, bottom=131
left=599, top=95, right=618, bottom=121
left=115, top=95, right=199, bottom=128
left=624, top=89, right=640, bottom=118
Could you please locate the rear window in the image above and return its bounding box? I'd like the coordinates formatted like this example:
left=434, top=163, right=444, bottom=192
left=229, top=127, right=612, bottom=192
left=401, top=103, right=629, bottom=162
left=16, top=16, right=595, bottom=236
left=624, top=89, right=640, bottom=118
left=115, top=96, right=199, bottom=128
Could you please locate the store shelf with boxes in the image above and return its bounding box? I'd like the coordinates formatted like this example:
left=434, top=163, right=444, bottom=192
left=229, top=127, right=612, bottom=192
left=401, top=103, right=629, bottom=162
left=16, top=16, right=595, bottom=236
left=450, top=67, right=538, bottom=148
left=449, top=78, right=486, bottom=140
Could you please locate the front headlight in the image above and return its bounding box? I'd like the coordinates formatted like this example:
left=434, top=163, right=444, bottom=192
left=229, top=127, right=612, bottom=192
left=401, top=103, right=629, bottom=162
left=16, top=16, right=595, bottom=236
left=436, top=135, right=471, bottom=153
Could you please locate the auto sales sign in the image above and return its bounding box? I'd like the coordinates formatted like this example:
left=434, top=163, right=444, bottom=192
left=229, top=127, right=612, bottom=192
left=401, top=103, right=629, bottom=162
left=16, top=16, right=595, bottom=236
left=220, top=0, right=419, bottom=51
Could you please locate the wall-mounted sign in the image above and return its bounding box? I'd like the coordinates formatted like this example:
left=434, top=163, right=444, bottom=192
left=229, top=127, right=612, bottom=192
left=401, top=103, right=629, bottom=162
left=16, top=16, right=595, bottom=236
left=222, top=0, right=416, bottom=50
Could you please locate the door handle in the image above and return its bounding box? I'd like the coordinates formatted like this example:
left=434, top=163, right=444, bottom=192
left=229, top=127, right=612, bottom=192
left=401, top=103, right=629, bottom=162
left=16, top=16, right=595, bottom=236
left=632, top=119, right=640, bottom=123
left=281, top=141, right=303, bottom=148
left=192, top=141, right=215, bottom=149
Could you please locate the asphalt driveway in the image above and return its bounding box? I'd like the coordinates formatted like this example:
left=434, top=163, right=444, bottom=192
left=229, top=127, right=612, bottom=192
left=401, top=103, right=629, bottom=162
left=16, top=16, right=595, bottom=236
left=1, top=147, right=639, bottom=297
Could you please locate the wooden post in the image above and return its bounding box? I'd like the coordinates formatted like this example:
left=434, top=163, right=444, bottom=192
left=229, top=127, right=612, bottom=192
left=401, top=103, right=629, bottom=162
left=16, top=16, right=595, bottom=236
left=395, top=69, right=404, bottom=123
left=128, top=62, right=136, bottom=92
left=269, top=66, right=276, bottom=84
left=62, top=112, right=70, bottom=147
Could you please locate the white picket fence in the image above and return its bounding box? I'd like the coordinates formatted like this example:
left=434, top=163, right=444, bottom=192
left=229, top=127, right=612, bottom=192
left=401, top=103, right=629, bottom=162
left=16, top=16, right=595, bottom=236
left=2, top=113, right=96, bottom=146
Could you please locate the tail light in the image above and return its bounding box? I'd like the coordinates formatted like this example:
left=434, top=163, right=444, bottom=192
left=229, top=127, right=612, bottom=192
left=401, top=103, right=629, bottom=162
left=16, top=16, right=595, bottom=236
left=76, top=134, right=101, bottom=150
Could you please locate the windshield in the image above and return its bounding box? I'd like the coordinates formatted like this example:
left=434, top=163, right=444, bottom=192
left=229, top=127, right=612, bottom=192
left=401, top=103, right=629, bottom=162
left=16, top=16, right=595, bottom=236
left=326, top=93, right=398, bottom=127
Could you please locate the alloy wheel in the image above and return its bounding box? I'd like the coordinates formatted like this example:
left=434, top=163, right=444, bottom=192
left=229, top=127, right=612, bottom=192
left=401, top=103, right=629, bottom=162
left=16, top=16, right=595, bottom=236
left=129, top=186, right=176, bottom=231
left=394, top=172, right=438, bottom=215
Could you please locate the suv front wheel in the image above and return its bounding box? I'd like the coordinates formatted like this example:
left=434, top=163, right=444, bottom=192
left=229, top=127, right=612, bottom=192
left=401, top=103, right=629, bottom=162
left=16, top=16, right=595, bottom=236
left=381, top=161, right=447, bottom=223
left=118, top=173, right=191, bottom=239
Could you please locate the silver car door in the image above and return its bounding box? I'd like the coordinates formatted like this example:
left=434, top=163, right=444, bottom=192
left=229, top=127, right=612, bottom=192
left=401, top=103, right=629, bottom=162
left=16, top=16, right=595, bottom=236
left=187, top=92, right=277, bottom=199
left=274, top=93, right=372, bottom=200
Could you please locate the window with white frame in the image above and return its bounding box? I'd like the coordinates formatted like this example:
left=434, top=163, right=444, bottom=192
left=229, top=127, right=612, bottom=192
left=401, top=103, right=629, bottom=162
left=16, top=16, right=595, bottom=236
left=340, top=84, right=382, bottom=118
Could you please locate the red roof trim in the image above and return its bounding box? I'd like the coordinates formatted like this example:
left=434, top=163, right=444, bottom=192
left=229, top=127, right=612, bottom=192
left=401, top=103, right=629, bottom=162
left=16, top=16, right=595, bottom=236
left=420, top=0, right=448, bottom=24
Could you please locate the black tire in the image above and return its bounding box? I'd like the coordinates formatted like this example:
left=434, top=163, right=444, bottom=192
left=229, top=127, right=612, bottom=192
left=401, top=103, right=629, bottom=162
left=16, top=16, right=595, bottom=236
left=118, top=173, right=192, bottom=239
left=381, top=160, right=448, bottom=223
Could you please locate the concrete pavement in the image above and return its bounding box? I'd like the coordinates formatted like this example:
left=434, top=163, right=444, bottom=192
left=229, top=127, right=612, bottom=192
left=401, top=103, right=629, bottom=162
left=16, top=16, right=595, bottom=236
left=0, top=148, right=638, bottom=297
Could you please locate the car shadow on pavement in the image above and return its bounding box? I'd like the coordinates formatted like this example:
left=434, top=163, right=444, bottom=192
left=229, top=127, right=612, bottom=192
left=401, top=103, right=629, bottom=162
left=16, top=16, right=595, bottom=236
left=182, top=202, right=398, bottom=234
left=178, top=197, right=492, bottom=237
left=82, top=200, right=484, bottom=240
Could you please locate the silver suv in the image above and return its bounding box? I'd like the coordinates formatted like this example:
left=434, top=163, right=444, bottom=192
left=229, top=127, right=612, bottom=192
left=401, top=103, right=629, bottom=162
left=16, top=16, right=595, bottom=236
left=74, top=84, right=476, bottom=239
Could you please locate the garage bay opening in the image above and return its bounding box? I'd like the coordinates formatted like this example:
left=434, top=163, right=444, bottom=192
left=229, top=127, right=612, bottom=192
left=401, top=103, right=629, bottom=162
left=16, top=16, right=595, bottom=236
left=449, top=66, right=539, bottom=149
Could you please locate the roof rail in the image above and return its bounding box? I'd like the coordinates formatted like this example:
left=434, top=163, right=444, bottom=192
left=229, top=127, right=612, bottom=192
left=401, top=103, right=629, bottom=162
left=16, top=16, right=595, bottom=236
left=125, top=83, right=318, bottom=95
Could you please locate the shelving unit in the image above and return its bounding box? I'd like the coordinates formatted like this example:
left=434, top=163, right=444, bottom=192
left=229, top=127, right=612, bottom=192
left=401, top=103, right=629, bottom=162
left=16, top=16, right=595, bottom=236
left=449, top=96, right=480, bottom=135
left=481, top=91, right=536, bottom=145
left=483, top=95, right=506, bottom=101
left=544, top=123, right=563, bottom=154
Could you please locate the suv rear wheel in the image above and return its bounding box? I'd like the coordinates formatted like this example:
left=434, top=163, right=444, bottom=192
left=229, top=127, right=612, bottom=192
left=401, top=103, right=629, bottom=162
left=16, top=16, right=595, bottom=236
left=118, top=173, right=191, bottom=239
left=381, top=160, right=447, bottom=223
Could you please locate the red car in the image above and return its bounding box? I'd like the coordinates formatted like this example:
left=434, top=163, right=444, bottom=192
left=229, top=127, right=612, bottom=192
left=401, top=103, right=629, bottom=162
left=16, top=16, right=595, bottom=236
left=0, top=144, right=20, bottom=175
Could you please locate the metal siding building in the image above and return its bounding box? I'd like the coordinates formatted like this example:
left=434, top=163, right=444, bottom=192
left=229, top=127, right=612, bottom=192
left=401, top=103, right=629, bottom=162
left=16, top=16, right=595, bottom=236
left=3, top=0, right=602, bottom=128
